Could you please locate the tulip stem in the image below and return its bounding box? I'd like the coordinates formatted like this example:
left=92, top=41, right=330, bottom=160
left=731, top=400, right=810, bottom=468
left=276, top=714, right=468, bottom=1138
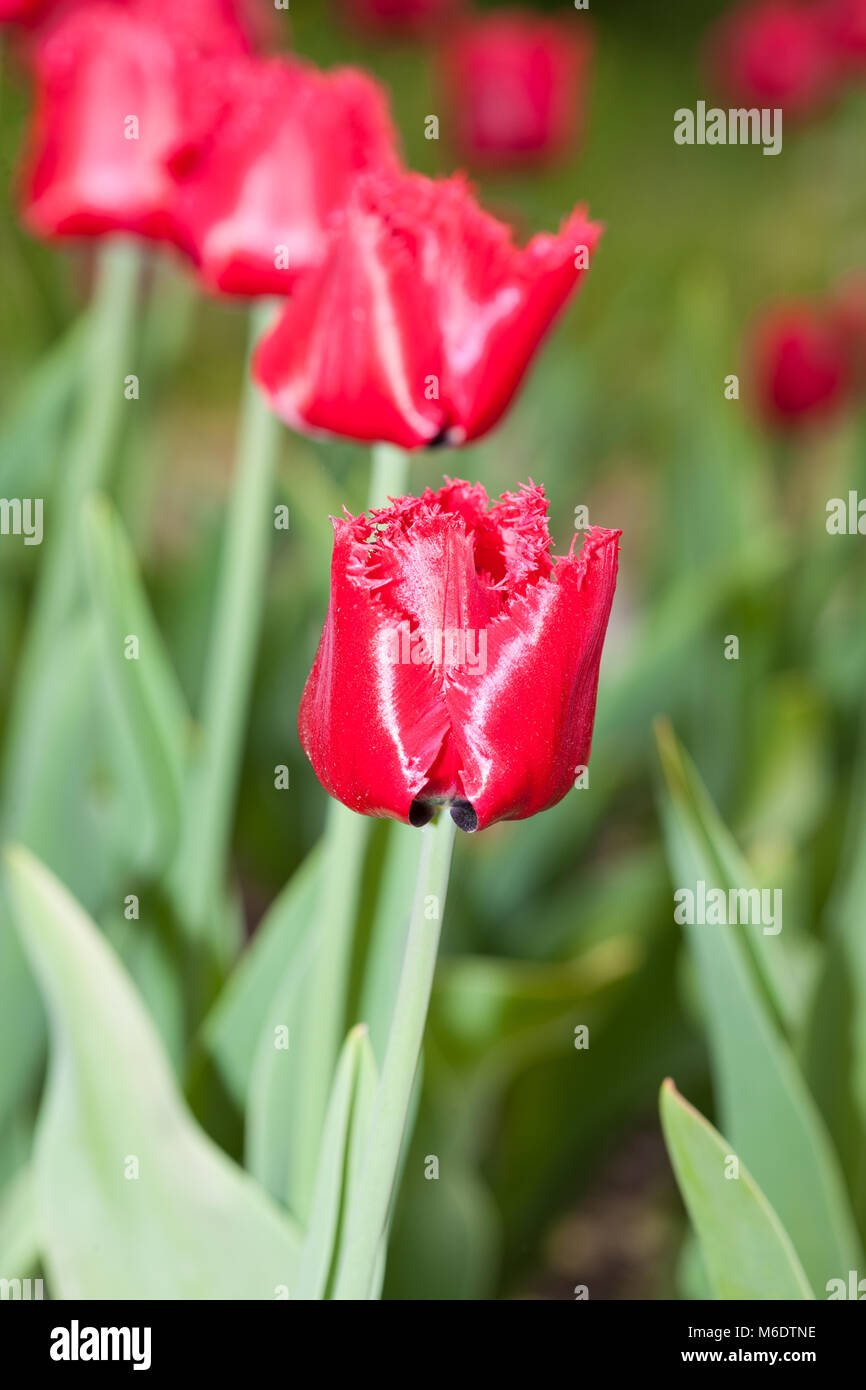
left=291, top=442, right=412, bottom=1216
left=367, top=442, right=411, bottom=508
left=172, top=300, right=282, bottom=950
left=1, top=238, right=142, bottom=836
left=333, top=810, right=457, bottom=1300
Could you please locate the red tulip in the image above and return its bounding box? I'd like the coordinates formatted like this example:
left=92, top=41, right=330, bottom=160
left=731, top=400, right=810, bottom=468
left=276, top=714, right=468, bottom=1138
left=4, top=0, right=260, bottom=39
left=299, top=480, right=620, bottom=832
left=751, top=302, right=852, bottom=428
left=438, top=10, right=592, bottom=169
left=0, top=0, right=48, bottom=21
left=707, top=1, right=836, bottom=117
left=170, top=57, right=401, bottom=298
left=254, top=171, right=601, bottom=448
left=340, top=0, right=460, bottom=38
left=819, top=0, right=866, bottom=73
left=20, top=0, right=249, bottom=244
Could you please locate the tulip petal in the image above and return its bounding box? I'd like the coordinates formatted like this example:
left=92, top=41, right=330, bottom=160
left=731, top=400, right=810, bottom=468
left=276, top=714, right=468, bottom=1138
left=254, top=178, right=444, bottom=448
left=421, top=186, right=602, bottom=442
left=20, top=1, right=249, bottom=245
left=441, top=527, right=620, bottom=830
left=171, top=60, right=400, bottom=298
left=298, top=520, right=452, bottom=822
left=253, top=170, right=601, bottom=450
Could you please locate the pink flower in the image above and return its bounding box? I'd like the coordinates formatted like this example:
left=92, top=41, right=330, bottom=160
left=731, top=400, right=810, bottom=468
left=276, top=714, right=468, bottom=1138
left=750, top=301, right=853, bottom=429
left=438, top=10, right=592, bottom=168
left=707, top=1, right=836, bottom=117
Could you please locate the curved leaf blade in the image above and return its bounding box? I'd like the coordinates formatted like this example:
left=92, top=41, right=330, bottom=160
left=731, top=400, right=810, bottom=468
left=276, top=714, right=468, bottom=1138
left=656, top=721, right=862, bottom=1294
left=83, top=496, right=190, bottom=873
left=661, top=1079, right=814, bottom=1300
left=3, top=845, right=301, bottom=1299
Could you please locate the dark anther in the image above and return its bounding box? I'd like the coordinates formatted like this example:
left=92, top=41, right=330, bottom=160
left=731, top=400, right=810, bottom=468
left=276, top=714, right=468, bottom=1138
left=426, top=427, right=451, bottom=450
left=450, top=800, right=478, bottom=833
left=409, top=799, right=435, bottom=828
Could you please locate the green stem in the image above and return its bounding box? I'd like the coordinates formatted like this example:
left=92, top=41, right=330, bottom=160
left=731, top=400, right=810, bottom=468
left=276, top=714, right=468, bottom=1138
left=289, top=800, right=370, bottom=1218
left=290, top=441, right=412, bottom=1217
left=172, top=300, right=282, bottom=943
left=367, top=442, right=410, bottom=509
left=333, top=810, right=457, bottom=1300
left=1, top=239, right=142, bottom=835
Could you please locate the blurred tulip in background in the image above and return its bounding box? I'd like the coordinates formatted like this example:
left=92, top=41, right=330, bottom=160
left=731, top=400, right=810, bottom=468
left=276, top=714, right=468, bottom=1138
left=438, top=9, right=592, bottom=169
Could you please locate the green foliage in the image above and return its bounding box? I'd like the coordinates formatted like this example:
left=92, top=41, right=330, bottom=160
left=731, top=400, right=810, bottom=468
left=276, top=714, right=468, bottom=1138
left=660, top=1080, right=814, bottom=1300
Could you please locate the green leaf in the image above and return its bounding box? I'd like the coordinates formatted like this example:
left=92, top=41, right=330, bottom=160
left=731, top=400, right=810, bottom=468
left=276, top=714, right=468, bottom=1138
left=83, top=496, right=190, bottom=873
left=656, top=721, right=862, bottom=1294
left=0, top=1166, right=40, bottom=1279
left=804, top=707, right=866, bottom=1233
left=0, top=314, right=87, bottom=497
left=383, top=1132, right=499, bottom=1302
left=247, top=804, right=369, bottom=1221
left=3, top=845, right=302, bottom=1298
left=200, top=845, right=321, bottom=1110
left=830, top=714, right=866, bottom=1134
left=245, top=922, right=319, bottom=1207
left=294, top=1024, right=377, bottom=1300
left=661, top=1080, right=814, bottom=1299
left=3, top=614, right=115, bottom=909
left=430, top=939, right=639, bottom=1074
left=0, top=892, right=44, bottom=1133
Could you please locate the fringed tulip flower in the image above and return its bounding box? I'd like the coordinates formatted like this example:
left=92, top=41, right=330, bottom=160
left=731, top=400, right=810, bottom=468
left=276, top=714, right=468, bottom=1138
left=438, top=11, right=592, bottom=168
left=299, top=480, right=620, bottom=833
left=751, top=302, right=852, bottom=428
left=707, top=0, right=835, bottom=117
left=254, top=171, right=602, bottom=448
left=170, top=57, right=401, bottom=298
left=20, top=0, right=249, bottom=244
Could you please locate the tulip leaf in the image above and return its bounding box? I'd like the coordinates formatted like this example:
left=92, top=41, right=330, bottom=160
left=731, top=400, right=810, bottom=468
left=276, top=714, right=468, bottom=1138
left=430, top=938, right=639, bottom=1074
left=0, top=893, right=44, bottom=1133
left=383, top=1132, right=500, bottom=1301
left=0, top=314, right=87, bottom=497
left=803, top=708, right=866, bottom=1229
left=829, top=717, right=866, bottom=1133
left=83, top=495, right=190, bottom=874
left=293, top=1024, right=377, bottom=1300
left=245, top=923, right=319, bottom=1208
left=202, top=844, right=321, bottom=1110
left=0, top=1165, right=40, bottom=1278
left=3, top=845, right=302, bottom=1298
left=3, top=614, right=114, bottom=907
left=656, top=721, right=863, bottom=1294
left=660, top=1080, right=814, bottom=1300
left=246, top=805, right=370, bottom=1221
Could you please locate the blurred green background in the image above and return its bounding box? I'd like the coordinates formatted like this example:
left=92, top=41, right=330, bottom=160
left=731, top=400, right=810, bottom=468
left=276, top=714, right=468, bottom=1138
left=1, top=0, right=865, bottom=1299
